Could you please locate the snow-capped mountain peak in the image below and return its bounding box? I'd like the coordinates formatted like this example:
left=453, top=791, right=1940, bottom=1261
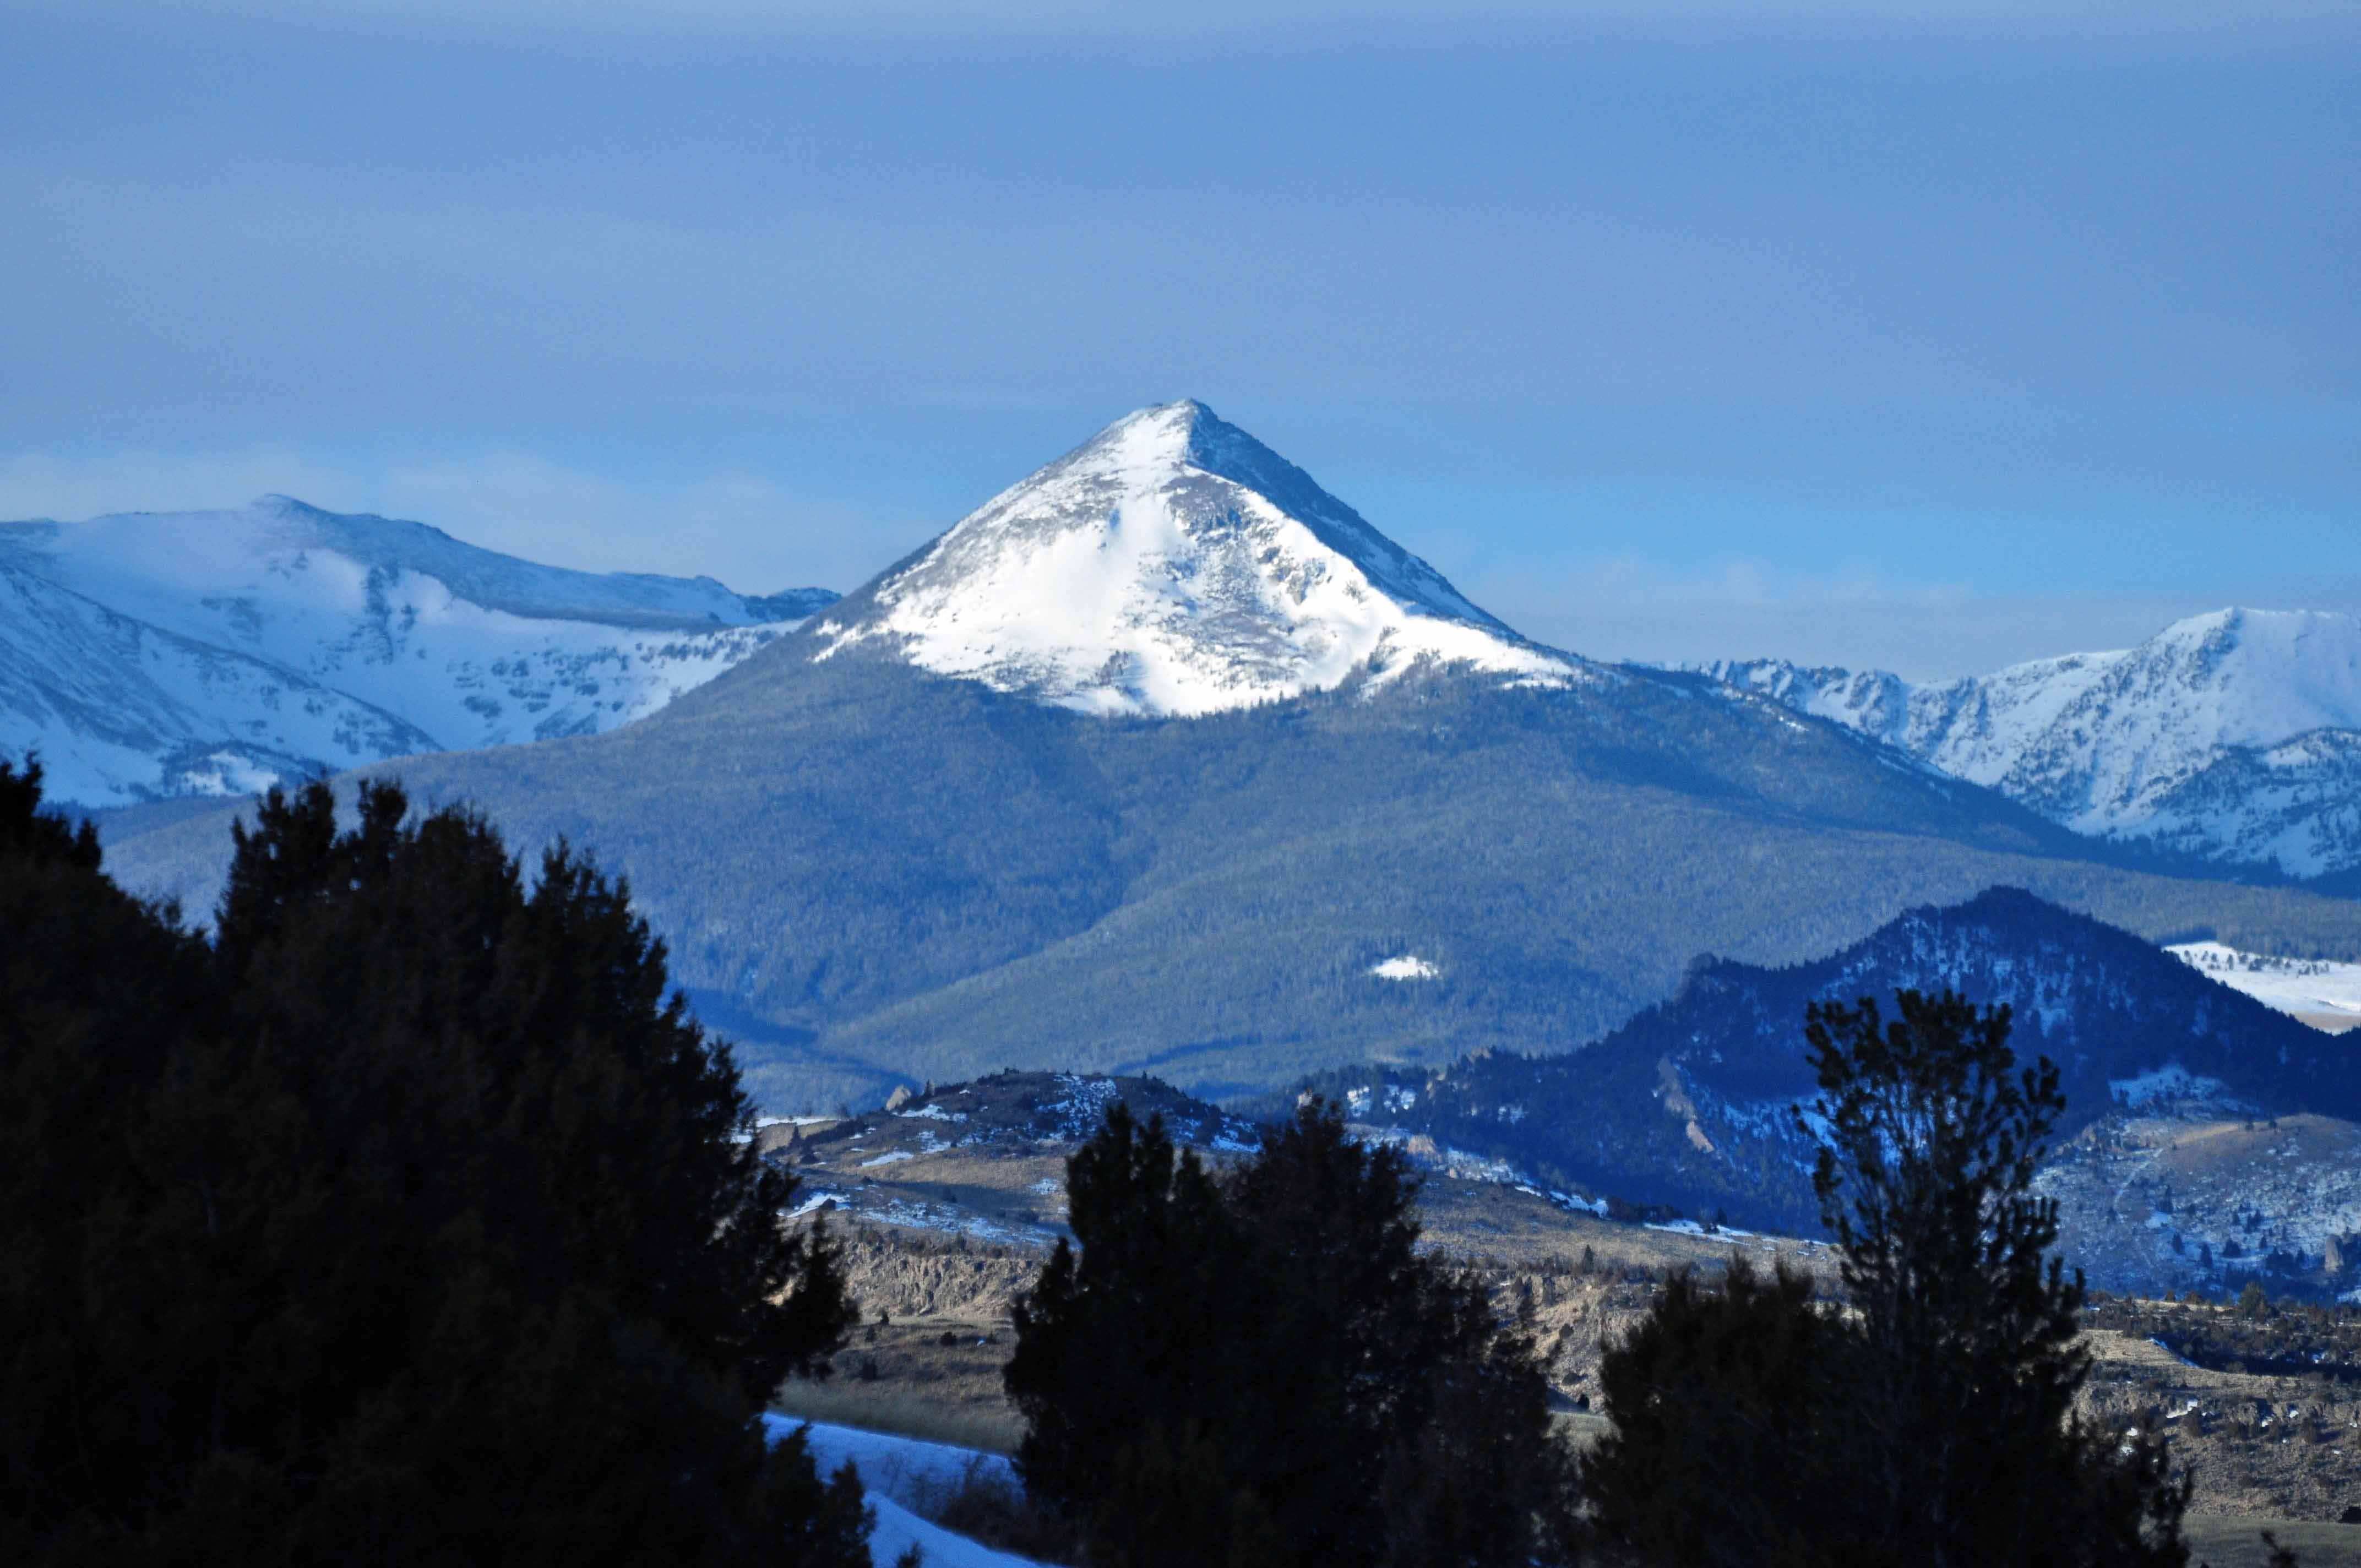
left=1705, top=607, right=2361, bottom=878
left=814, top=400, right=1575, bottom=716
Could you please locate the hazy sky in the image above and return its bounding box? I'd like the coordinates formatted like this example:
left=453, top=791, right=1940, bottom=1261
left=4, top=1, right=2355, bottom=678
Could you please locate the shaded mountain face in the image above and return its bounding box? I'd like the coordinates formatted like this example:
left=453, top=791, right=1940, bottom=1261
left=812, top=400, right=1575, bottom=716
left=0, top=496, right=837, bottom=806
left=1325, top=888, right=2361, bottom=1238
left=1706, top=609, right=2361, bottom=879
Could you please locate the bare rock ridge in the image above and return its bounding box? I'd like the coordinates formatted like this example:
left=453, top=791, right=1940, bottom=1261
left=812, top=399, right=1577, bottom=717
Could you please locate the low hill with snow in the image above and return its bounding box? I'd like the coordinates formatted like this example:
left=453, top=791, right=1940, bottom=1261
left=1316, top=889, right=2361, bottom=1249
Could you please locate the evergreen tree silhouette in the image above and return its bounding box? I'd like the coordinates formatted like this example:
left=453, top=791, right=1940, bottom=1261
left=1803, top=990, right=2186, bottom=1566
left=1, top=771, right=869, bottom=1565
left=1007, top=1096, right=1570, bottom=1568
left=1577, top=988, right=2191, bottom=1567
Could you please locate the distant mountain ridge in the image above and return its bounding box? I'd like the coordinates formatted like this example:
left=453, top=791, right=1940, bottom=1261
left=0, top=494, right=837, bottom=807
left=1705, top=608, right=2361, bottom=881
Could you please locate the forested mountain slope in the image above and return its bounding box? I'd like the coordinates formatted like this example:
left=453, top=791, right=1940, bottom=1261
left=1318, top=889, right=2361, bottom=1238
left=105, top=643, right=2361, bottom=1113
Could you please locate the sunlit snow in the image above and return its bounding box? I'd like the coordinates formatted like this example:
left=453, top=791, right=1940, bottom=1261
left=2168, top=941, right=2361, bottom=1028
left=816, top=401, right=1579, bottom=717
left=1707, top=608, right=2361, bottom=876
left=1369, top=955, right=1440, bottom=980
left=0, top=496, right=829, bottom=806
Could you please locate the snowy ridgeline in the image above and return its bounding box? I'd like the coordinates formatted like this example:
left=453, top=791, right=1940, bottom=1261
left=1705, top=608, right=2361, bottom=878
left=2168, top=942, right=2361, bottom=1027
left=764, top=1418, right=1043, bottom=1568
left=0, top=496, right=835, bottom=808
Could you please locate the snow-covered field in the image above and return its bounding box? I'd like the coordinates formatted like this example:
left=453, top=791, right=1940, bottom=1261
left=2169, top=941, right=2361, bottom=1030
left=764, top=1417, right=1044, bottom=1567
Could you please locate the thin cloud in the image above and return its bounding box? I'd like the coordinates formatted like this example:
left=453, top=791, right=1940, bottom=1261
left=59, top=0, right=2361, bottom=44
left=1481, top=559, right=2361, bottom=680
left=0, top=447, right=890, bottom=595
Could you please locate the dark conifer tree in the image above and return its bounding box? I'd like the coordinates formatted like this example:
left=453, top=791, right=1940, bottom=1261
left=1004, top=1102, right=1238, bottom=1520
left=1577, top=1257, right=1872, bottom=1567
left=1007, top=1097, right=1570, bottom=1568
left=1803, top=990, right=2186, bottom=1566
left=1, top=771, right=869, bottom=1565
left=0, top=760, right=219, bottom=1558
left=1577, top=988, right=2190, bottom=1567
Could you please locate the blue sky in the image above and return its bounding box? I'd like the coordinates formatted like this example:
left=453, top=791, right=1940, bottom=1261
left=3, top=1, right=2354, bottom=677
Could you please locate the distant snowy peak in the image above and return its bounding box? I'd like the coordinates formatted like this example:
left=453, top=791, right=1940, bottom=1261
left=815, top=400, right=1577, bottom=716
left=1706, top=608, right=2361, bottom=879
left=0, top=496, right=840, bottom=807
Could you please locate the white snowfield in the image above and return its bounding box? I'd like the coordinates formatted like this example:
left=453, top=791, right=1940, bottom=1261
left=815, top=400, right=1580, bottom=717
left=2168, top=941, right=2361, bottom=1028
left=1707, top=608, right=2361, bottom=877
left=1369, top=955, right=1440, bottom=981
left=0, top=496, right=833, bottom=808
left=764, top=1417, right=1046, bottom=1568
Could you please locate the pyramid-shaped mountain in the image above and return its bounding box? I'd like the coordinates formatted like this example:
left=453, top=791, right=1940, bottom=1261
left=814, top=400, right=1574, bottom=716
left=98, top=409, right=2361, bottom=1115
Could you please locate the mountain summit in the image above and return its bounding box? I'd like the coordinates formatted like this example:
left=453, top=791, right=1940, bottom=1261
left=813, top=401, right=1575, bottom=716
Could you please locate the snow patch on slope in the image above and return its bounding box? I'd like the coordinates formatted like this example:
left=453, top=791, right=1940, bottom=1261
left=815, top=401, right=1577, bottom=716
left=2169, top=942, right=2361, bottom=1028
left=765, top=1419, right=1046, bottom=1567
left=2108, top=1064, right=2231, bottom=1109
